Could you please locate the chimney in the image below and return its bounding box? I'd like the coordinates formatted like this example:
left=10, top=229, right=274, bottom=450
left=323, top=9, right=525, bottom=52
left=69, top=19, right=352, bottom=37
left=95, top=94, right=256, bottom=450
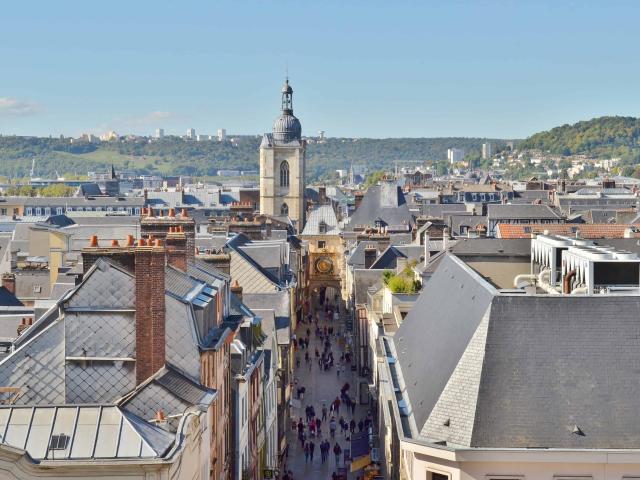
left=443, top=227, right=450, bottom=252
left=319, top=186, right=327, bottom=205
left=141, top=209, right=196, bottom=267
left=354, top=191, right=364, bottom=211
left=16, top=317, right=29, bottom=337
left=364, top=246, right=377, bottom=269
left=201, top=253, right=231, bottom=275
left=423, top=233, right=430, bottom=267
left=2, top=273, right=16, bottom=295
left=231, top=279, right=243, bottom=303
left=134, top=241, right=166, bottom=384
left=166, top=226, right=188, bottom=272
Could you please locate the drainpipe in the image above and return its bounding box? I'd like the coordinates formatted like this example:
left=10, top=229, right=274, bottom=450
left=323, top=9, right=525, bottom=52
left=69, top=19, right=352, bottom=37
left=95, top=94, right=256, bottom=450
left=563, top=270, right=576, bottom=294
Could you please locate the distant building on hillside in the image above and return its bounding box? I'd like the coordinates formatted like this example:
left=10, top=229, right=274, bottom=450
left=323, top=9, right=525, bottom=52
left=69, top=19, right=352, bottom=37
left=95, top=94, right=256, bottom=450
left=155, top=128, right=164, bottom=139
left=217, top=128, right=226, bottom=141
left=447, top=148, right=465, bottom=164
left=482, top=142, right=493, bottom=159
left=186, top=128, right=196, bottom=139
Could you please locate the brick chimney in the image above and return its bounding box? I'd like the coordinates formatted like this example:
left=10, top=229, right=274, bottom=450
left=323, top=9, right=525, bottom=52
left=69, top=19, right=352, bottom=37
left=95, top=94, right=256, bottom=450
left=2, top=273, right=16, bottom=295
left=230, top=279, right=243, bottom=302
left=141, top=207, right=195, bottom=267
left=354, top=191, right=364, bottom=211
left=166, top=226, right=188, bottom=272
left=82, top=235, right=167, bottom=385
left=200, top=252, right=231, bottom=275
left=134, top=239, right=166, bottom=384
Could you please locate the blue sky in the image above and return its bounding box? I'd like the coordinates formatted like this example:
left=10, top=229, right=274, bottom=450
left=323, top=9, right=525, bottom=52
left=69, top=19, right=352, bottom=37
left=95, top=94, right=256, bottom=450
left=1, top=0, right=639, bottom=139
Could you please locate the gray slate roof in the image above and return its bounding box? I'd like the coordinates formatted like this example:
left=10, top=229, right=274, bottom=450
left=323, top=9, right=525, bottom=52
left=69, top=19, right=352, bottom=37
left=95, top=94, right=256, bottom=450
left=395, top=253, right=640, bottom=449
left=346, top=183, right=414, bottom=230
left=487, top=204, right=562, bottom=220
left=301, top=205, right=340, bottom=236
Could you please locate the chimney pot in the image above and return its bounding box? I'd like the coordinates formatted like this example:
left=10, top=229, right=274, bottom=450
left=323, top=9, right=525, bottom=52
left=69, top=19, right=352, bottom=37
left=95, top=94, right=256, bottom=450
left=181, top=208, right=189, bottom=217
left=126, top=235, right=135, bottom=246
left=154, top=239, right=163, bottom=247
left=155, top=409, right=166, bottom=422
left=148, top=208, right=155, bottom=217
left=168, top=208, right=176, bottom=217
left=89, top=235, right=98, bottom=247
left=138, top=239, right=147, bottom=247
left=111, top=239, right=120, bottom=247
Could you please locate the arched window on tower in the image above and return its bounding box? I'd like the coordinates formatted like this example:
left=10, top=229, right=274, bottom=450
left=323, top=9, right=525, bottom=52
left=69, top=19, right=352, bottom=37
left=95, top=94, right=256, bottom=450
left=281, top=203, right=289, bottom=216
left=280, top=161, right=290, bottom=187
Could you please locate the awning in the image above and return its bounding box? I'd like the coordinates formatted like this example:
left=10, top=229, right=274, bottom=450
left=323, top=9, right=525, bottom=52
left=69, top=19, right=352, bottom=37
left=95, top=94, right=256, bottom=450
left=350, top=454, right=371, bottom=472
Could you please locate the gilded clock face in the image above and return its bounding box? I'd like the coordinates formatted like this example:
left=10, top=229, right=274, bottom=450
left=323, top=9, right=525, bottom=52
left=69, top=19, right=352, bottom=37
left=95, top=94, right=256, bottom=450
left=315, top=256, right=333, bottom=274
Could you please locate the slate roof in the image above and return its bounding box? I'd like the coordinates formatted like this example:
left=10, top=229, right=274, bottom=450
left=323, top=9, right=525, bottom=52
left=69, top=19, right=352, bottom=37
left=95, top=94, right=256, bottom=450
left=346, top=240, right=385, bottom=268
left=243, top=292, right=291, bottom=345
left=301, top=205, right=341, bottom=236
left=346, top=183, right=414, bottom=230
left=419, top=204, right=469, bottom=218
left=0, top=287, right=23, bottom=307
left=487, top=204, right=562, bottom=220
left=394, top=253, right=640, bottom=449
left=369, top=245, right=425, bottom=270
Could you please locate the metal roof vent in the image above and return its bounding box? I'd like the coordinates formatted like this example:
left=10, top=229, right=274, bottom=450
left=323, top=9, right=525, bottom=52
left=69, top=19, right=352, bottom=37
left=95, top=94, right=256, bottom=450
left=443, top=418, right=450, bottom=427
left=572, top=425, right=586, bottom=436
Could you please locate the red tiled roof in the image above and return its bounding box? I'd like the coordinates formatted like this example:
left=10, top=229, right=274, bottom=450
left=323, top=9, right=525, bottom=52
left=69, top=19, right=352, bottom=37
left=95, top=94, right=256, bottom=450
left=496, top=223, right=640, bottom=239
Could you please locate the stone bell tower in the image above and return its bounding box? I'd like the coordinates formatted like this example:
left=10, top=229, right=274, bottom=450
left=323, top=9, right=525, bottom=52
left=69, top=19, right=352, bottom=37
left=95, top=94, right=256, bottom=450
left=259, top=79, right=306, bottom=232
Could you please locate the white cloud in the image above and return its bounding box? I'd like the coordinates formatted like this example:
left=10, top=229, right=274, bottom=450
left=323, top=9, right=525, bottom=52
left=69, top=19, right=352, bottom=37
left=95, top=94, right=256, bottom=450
left=0, top=97, right=44, bottom=116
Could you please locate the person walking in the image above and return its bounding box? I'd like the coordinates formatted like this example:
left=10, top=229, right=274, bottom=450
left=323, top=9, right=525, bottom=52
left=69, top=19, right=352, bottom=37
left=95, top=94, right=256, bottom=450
left=329, top=417, right=337, bottom=438
left=350, top=419, right=356, bottom=434
left=309, top=440, right=315, bottom=462
left=304, top=442, right=310, bottom=464
left=333, top=442, right=342, bottom=466
left=322, top=404, right=327, bottom=421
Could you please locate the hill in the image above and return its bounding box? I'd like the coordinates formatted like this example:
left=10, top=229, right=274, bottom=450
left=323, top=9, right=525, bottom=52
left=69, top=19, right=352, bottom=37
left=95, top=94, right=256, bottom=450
left=0, top=135, right=507, bottom=180
left=520, top=116, right=640, bottom=162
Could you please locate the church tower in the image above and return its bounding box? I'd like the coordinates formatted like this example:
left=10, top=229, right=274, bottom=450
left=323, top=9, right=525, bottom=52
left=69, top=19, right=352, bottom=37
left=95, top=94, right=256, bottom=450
left=259, top=79, right=306, bottom=232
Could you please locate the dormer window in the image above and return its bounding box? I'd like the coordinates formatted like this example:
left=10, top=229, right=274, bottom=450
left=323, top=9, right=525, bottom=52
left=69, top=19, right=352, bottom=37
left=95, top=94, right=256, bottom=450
left=319, top=221, right=327, bottom=234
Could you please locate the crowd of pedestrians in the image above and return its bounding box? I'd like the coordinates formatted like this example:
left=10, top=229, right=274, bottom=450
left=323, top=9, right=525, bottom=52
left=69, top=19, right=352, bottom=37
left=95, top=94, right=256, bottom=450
left=282, top=297, right=374, bottom=479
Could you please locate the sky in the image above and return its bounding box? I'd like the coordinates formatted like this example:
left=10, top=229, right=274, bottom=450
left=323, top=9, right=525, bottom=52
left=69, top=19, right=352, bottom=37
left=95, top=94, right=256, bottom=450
left=1, top=0, right=639, bottom=139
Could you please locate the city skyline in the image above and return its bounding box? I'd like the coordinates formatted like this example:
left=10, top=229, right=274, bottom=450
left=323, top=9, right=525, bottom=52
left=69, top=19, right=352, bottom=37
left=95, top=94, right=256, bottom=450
left=2, top=0, right=640, bottom=139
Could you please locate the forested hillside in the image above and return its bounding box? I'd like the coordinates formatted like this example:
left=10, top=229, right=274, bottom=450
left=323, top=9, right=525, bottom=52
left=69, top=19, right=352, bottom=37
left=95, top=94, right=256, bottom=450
left=520, top=116, right=640, bottom=162
left=0, top=135, right=506, bottom=180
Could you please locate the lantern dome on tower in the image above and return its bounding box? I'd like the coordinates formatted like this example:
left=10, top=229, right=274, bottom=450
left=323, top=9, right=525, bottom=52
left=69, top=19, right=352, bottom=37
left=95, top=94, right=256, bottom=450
left=273, top=78, right=302, bottom=143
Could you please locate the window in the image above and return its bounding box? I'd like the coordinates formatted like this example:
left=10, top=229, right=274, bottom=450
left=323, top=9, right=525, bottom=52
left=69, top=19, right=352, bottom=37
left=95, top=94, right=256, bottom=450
left=280, top=161, right=290, bottom=187
left=49, top=434, right=70, bottom=450
left=33, top=285, right=42, bottom=294
left=0, top=208, right=5, bottom=216
left=25, top=208, right=32, bottom=216
left=134, top=208, right=141, bottom=215
left=319, top=221, right=327, bottom=234
left=318, top=240, right=326, bottom=249
left=280, top=203, right=289, bottom=216
left=44, top=207, right=51, bottom=215
left=35, top=207, right=42, bottom=216
left=56, top=207, right=63, bottom=215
